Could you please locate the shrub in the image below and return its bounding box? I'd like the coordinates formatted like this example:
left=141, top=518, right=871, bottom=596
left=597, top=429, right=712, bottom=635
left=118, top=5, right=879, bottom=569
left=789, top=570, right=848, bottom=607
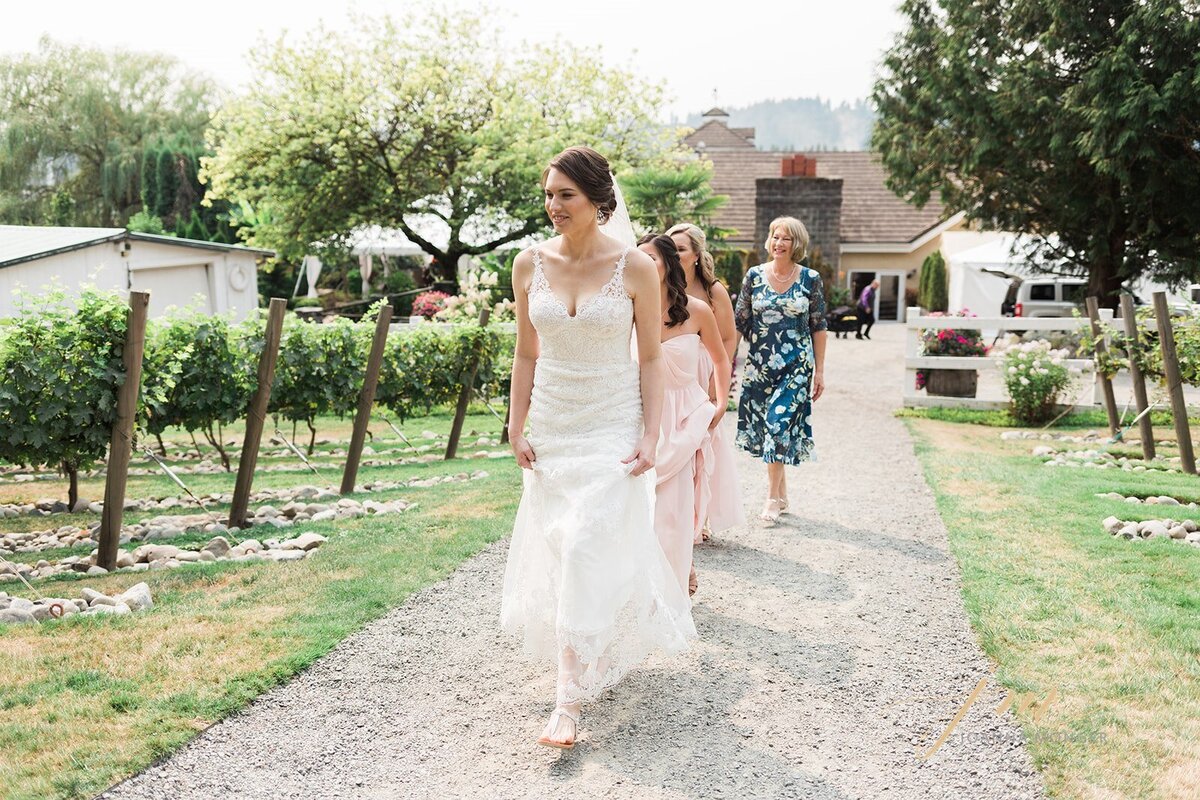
left=412, top=290, right=450, bottom=319
left=915, top=310, right=988, bottom=389
left=1000, top=340, right=1073, bottom=424
left=0, top=287, right=131, bottom=506
left=920, top=251, right=948, bottom=312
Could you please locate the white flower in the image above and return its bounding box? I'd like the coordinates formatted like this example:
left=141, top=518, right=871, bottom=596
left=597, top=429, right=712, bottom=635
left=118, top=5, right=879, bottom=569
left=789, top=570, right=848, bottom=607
left=1008, top=367, right=1018, bottom=375
left=1019, top=377, right=1031, bottom=386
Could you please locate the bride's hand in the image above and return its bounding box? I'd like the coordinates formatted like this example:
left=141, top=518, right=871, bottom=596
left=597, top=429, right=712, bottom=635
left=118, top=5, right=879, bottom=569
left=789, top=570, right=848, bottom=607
left=511, top=435, right=536, bottom=469
left=622, top=434, right=657, bottom=476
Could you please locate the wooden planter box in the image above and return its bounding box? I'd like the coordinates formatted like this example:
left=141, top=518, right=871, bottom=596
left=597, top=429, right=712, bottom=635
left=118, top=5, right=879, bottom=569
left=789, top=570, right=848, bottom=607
left=925, top=368, right=978, bottom=397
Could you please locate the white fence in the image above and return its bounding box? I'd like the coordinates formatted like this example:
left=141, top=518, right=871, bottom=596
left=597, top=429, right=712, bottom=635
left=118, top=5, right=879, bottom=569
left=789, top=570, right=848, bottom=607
left=903, top=306, right=1115, bottom=410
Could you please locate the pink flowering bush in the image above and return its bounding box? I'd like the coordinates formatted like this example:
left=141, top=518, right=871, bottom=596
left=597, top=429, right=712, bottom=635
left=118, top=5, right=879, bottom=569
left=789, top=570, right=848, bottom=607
left=916, top=310, right=988, bottom=389
left=411, top=290, right=450, bottom=319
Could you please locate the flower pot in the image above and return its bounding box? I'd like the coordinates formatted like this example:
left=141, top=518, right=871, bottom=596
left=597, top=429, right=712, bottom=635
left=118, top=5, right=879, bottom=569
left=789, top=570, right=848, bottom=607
left=925, top=368, right=978, bottom=397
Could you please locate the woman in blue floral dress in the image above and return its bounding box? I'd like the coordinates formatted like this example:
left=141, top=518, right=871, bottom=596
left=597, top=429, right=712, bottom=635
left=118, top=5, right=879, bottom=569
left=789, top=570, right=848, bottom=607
left=734, top=216, right=828, bottom=522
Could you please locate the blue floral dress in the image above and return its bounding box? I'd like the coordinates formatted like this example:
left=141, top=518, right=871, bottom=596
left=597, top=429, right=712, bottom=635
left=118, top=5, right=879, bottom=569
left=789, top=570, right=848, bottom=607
left=734, top=265, right=827, bottom=464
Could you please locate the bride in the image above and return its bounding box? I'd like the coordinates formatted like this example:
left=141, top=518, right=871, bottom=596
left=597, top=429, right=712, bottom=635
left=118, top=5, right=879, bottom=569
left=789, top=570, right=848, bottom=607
left=501, top=146, right=697, bottom=749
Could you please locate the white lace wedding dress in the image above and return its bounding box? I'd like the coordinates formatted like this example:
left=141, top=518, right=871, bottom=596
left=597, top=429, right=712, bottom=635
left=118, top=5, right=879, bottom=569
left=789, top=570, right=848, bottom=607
left=500, top=245, right=697, bottom=703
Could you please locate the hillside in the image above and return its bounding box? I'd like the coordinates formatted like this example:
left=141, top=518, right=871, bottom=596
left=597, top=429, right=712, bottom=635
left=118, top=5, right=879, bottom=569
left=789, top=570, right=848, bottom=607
left=684, top=97, right=875, bottom=151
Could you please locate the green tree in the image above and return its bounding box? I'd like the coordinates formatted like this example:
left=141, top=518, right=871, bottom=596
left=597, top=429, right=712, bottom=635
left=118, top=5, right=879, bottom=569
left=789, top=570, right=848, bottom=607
left=619, top=160, right=730, bottom=237
left=872, top=0, right=1200, bottom=308
left=0, top=37, right=217, bottom=226
left=203, top=10, right=682, bottom=284
left=921, top=251, right=948, bottom=312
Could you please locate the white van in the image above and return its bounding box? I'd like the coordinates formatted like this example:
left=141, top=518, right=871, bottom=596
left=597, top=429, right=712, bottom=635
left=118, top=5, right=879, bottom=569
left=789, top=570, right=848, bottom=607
left=999, top=276, right=1088, bottom=317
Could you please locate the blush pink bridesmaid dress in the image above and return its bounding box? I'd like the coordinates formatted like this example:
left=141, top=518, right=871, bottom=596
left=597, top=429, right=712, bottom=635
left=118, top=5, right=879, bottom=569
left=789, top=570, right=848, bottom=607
left=698, top=349, right=746, bottom=537
left=654, top=333, right=716, bottom=595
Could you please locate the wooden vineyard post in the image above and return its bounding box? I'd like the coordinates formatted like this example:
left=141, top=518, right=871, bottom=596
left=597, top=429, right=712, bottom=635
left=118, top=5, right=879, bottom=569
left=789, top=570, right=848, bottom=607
left=445, top=307, right=491, bottom=460
left=97, top=291, right=150, bottom=571
left=1119, top=294, right=1155, bottom=460
left=341, top=305, right=393, bottom=494
left=1153, top=291, right=1196, bottom=474
left=1086, top=297, right=1121, bottom=438
left=229, top=298, right=288, bottom=529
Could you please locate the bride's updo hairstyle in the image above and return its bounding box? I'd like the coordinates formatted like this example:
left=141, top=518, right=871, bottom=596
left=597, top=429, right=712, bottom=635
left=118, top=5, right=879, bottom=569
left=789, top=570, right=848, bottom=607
left=543, top=146, right=618, bottom=224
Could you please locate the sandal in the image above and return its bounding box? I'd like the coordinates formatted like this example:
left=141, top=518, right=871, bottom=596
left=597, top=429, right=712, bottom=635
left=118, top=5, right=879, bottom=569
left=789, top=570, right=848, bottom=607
left=537, top=706, right=580, bottom=750
left=759, top=497, right=785, bottom=522
left=688, top=564, right=698, bottom=597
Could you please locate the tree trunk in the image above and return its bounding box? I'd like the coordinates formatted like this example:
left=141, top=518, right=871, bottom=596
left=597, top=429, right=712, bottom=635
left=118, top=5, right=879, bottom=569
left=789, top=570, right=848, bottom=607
left=203, top=423, right=231, bottom=472
left=1088, top=236, right=1126, bottom=312
left=154, top=432, right=167, bottom=457
left=306, top=418, right=318, bottom=456
left=63, top=461, right=78, bottom=509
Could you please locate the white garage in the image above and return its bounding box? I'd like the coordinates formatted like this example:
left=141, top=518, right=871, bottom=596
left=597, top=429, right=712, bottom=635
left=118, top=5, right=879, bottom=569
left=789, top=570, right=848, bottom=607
left=0, top=226, right=273, bottom=320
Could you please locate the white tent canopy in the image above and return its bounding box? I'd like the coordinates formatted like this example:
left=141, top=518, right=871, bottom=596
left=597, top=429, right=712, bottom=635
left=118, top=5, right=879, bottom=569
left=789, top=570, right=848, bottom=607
left=944, top=232, right=1033, bottom=316
left=943, top=231, right=1194, bottom=316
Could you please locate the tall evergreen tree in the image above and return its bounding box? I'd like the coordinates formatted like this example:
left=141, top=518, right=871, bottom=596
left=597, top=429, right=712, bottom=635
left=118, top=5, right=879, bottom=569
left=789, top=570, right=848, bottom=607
left=873, top=0, right=1200, bottom=307
left=0, top=37, right=216, bottom=226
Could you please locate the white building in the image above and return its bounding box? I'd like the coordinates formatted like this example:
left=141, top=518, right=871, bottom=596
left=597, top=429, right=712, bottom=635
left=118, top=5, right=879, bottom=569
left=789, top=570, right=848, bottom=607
left=0, top=226, right=272, bottom=320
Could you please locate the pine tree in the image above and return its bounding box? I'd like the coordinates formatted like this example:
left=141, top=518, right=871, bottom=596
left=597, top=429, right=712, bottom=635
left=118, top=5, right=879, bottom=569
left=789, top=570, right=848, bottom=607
left=873, top=0, right=1200, bottom=308
left=923, top=251, right=948, bottom=312
left=918, top=253, right=934, bottom=310
left=154, top=148, right=179, bottom=222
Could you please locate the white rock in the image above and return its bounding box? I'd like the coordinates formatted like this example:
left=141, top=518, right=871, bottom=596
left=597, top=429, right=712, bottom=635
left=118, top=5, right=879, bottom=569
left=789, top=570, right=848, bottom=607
left=84, top=602, right=131, bottom=615
left=86, top=565, right=109, bottom=576
left=117, top=582, right=153, bottom=611
left=1141, top=520, right=1170, bottom=539
left=282, top=532, right=327, bottom=552
left=1158, top=496, right=1181, bottom=506
left=1169, top=526, right=1189, bottom=540
left=1102, top=516, right=1123, bottom=534
left=0, top=607, right=37, bottom=624
left=202, top=536, right=231, bottom=558
left=1032, top=445, right=1056, bottom=457
left=311, top=509, right=337, bottom=523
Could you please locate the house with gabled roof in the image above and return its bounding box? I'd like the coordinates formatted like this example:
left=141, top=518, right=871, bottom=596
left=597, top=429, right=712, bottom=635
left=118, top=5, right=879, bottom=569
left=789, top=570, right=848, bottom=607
left=0, top=226, right=272, bottom=320
left=685, top=108, right=968, bottom=322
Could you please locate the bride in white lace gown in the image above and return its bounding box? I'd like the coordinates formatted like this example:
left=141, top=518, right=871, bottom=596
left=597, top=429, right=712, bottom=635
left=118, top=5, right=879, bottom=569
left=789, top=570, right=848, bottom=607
left=501, top=146, right=697, bottom=749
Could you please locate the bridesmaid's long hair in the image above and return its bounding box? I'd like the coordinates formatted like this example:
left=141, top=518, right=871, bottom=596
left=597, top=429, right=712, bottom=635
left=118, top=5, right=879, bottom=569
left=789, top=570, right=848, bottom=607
left=639, top=233, right=690, bottom=328
left=667, top=222, right=717, bottom=303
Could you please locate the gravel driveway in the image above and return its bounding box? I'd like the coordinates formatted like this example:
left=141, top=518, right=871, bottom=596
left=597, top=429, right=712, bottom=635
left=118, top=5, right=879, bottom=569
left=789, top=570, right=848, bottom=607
left=98, top=324, right=1045, bottom=800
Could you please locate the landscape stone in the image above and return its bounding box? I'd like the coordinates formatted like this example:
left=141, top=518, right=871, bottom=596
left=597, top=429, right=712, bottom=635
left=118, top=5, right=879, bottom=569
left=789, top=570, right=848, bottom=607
left=0, top=607, right=37, bottom=624
left=118, top=583, right=153, bottom=611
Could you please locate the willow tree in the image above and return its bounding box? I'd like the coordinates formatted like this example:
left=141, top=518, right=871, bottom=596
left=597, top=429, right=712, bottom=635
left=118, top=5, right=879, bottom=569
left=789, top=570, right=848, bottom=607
left=873, top=0, right=1200, bottom=307
left=0, top=37, right=216, bottom=226
left=203, top=10, right=684, bottom=282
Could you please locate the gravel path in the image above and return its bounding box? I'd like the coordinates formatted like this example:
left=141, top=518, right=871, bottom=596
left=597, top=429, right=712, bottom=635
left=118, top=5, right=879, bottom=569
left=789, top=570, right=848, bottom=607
left=98, top=324, right=1045, bottom=800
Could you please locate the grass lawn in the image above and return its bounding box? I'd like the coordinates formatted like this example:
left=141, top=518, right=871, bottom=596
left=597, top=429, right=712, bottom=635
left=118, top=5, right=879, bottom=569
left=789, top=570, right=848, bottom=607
left=0, top=410, right=521, bottom=800
left=904, top=416, right=1200, bottom=800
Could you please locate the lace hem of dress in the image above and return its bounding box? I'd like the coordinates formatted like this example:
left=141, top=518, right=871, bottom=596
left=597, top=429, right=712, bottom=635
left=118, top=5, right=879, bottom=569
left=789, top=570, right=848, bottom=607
left=735, top=428, right=817, bottom=465
left=555, top=589, right=697, bottom=703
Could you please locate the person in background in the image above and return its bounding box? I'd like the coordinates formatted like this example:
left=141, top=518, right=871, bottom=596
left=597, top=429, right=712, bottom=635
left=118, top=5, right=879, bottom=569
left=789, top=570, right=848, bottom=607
left=856, top=279, right=879, bottom=340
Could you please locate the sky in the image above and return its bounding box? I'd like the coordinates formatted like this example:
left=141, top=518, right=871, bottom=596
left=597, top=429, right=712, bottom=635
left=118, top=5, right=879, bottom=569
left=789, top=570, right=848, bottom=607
left=0, top=0, right=906, bottom=119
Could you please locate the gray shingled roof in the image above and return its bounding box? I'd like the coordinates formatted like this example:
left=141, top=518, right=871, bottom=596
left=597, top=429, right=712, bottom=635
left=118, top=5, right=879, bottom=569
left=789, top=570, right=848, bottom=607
left=0, top=225, right=273, bottom=269
left=806, top=152, right=948, bottom=244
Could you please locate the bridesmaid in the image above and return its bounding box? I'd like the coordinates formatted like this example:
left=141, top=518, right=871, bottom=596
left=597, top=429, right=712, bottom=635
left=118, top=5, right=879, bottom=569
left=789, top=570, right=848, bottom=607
left=638, top=234, right=730, bottom=596
left=667, top=223, right=745, bottom=536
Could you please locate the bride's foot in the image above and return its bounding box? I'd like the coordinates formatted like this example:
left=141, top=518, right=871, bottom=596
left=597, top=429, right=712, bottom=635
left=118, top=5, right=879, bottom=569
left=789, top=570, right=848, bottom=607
left=537, top=705, right=580, bottom=749
left=759, top=498, right=785, bottom=522
left=688, top=564, right=698, bottom=597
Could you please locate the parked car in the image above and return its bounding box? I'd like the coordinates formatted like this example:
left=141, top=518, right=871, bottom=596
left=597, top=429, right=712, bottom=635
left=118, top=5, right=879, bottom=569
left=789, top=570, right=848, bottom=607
left=996, top=275, right=1088, bottom=317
